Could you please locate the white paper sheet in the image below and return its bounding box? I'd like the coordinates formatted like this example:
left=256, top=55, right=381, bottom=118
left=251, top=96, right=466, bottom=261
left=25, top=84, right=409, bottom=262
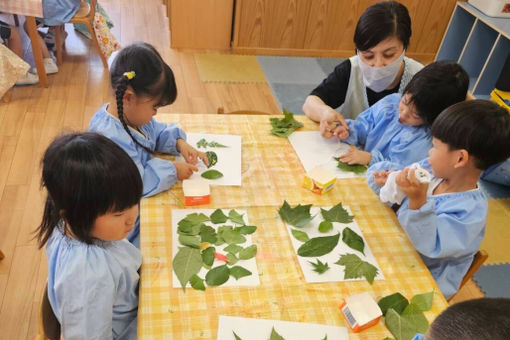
left=288, top=131, right=366, bottom=178
left=283, top=205, right=384, bottom=283
left=179, top=133, right=242, bottom=186
left=172, top=209, right=260, bottom=288
left=217, top=315, right=349, bottom=340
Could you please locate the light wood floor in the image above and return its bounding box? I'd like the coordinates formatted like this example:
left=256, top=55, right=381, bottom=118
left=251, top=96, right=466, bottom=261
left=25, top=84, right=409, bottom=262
left=0, top=0, right=482, bottom=338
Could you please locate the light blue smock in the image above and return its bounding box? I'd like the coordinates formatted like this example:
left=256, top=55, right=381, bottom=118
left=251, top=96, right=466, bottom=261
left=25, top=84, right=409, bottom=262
left=46, top=225, right=141, bottom=340
left=41, top=0, right=81, bottom=26
left=342, top=93, right=432, bottom=167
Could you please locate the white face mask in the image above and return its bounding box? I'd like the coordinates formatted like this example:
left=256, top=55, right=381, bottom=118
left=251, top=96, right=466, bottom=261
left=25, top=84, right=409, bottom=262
left=357, top=50, right=405, bottom=92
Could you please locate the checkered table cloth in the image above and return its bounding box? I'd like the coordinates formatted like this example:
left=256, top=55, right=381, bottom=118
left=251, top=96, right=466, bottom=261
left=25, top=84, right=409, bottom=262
left=0, top=0, right=43, bottom=17
left=139, top=114, right=448, bottom=339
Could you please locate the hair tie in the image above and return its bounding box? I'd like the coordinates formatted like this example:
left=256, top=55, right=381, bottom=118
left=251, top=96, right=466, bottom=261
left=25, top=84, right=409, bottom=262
left=123, top=71, right=136, bottom=80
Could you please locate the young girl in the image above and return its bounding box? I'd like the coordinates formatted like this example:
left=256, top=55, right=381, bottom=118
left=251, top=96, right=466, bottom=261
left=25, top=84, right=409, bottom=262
left=370, top=100, right=510, bottom=299
left=37, top=132, right=143, bottom=340
left=333, top=61, right=468, bottom=167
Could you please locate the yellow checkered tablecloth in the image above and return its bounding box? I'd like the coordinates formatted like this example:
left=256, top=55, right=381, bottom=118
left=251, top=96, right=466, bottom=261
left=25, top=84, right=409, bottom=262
left=139, top=114, right=448, bottom=340
left=0, top=0, right=43, bottom=17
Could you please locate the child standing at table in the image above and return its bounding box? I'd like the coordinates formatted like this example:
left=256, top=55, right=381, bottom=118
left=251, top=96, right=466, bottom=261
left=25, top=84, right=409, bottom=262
left=36, top=132, right=142, bottom=340
left=370, top=100, right=510, bottom=299
left=334, top=61, right=468, bottom=167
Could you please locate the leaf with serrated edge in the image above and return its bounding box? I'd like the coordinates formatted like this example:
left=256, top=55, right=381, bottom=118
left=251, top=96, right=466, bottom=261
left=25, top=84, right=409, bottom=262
left=189, top=274, right=205, bottom=291
left=269, top=327, right=286, bottom=340
left=238, top=244, right=257, bottom=260
left=205, top=265, right=230, bottom=286
left=297, top=233, right=340, bottom=257
left=291, top=229, right=310, bottom=242
left=335, top=253, right=378, bottom=284
left=309, top=259, right=330, bottom=274
left=230, top=266, right=252, bottom=280
left=342, top=227, right=365, bottom=255
left=410, top=291, right=434, bottom=312
left=378, top=292, right=409, bottom=316
left=228, top=209, right=246, bottom=225
left=278, top=200, right=314, bottom=227
left=210, top=209, right=228, bottom=224
left=173, top=247, right=203, bottom=289
left=321, top=203, right=354, bottom=223
left=318, top=221, right=333, bottom=233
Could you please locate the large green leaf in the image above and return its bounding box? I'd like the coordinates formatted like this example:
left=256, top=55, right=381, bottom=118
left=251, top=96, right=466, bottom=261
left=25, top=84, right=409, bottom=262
left=385, top=309, right=418, bottom=340
left=178, top=234, right=201, bottom=248
left=309, top=259, right=330, bottom=274
left=173, top=247, right=203, bottom=289
left=230, top=266, right=252, bottom=280
left=228, top=209, right=246, bottom=225
left=239, top=245, right=258, bottom=260
left=320, top=203, right=354, bottom=223
left=335, top=253, right=378, bottom=284
left=297, top=233, right=340, bottom=257
left=291, top=229, right=310, bottom=242
left=278, top=200, right=314, bottom=227
left=378, top=292, right=409, bottom=316
left=333, top=157, right=367, bottom=174
left=401, top=304, right=429, bottom=334
left=201, top=247, right=215, bottom=267
left=205, top=265, right=230, bottom=286
left=189, top=274, right=205, bottom=291
left=341, top=227, right=365, bottom=255
left=210, top=209, right=228, bottom=224
left=410, top=291, right=434, bottom=312
left=202, top=169, right=223, bottom=179
left=269, top=109, right=304, bottom=138
left=269, top=327, right=286, bottom=340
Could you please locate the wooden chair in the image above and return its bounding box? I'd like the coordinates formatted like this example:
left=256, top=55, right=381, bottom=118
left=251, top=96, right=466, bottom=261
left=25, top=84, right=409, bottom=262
left=34, top=284, right=61, bottom=340
left=0, top=249, right=5, bottom=260
left=448, top=249, right=488, bottom=302
left=217, top=107, right=271, bottom=115
left=54, top=0, right=108, bottom=68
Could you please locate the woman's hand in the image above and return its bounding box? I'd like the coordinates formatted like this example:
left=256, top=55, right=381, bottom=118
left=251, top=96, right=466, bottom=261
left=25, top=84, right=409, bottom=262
left=373, top=170, right=392, bottom=187
left=177, top=139, right=209, bottom=166
left=339, top=148, right=371, bottom=165
left=395, top=168, right=428, bottom=209
left=319, top=107, right=349, bottom=139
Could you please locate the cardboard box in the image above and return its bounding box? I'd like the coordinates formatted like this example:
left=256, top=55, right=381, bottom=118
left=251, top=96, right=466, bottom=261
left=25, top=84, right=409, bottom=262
left=339, top=292, right=382, bottom=332
left=183, top=179, right=210, bottom=206
left=303, top=166, right=336, bottom=195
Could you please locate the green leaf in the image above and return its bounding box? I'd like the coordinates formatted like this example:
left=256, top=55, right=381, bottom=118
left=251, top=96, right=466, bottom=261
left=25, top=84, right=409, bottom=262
left=402, top=304, right=429, bottom=334
left=318, top=221, right=333, bottom=233
left=269, top=327, right=286, bottom=340
left=173, top=247, right=203, bottom=289
left=201, top=247, right=215, bottom=267
left=230, top=266, right=252, bottom=280
left=196, top=138, right=228, bottom=148
left=278, top=200, right=314, bottom=227
left=199, top=224, right=218, bottom=244
left=205, top=265, right=230, bottom=286
left=202, top=169, right=224, bottom=179
left=385, top=308, right=420, bottom=340
left=291, top=229, right=310, bottom=242
left=335, top=253, right=378, bottom=284
left=178, top=234, right=201, bottom=248
left=226, top=252, right=238, bottom=265
left=297, top=233, right=340, bottom=257
left=410, top=291, right=434, bottom=312
left=321, top=336, right=328, bottom=340
left=206, top=151, right=218, bottom=168
left=342, top=227, right=365, bottom=255
left=182, top=213, right=210, bottom=224
left=320, top=203, right=354, bottom=223
left=210, top=209, right=228, bottom=224
left=333, top=157, right=367, bottom=174
left=177, top=220, right=202, bottom=236
left=233, top=331, right=242, bottom=340
left=234, top=225, right=257, bottom=235
left=269, top=109, right=304, bottom=138
left=228, top=210, right=246, bottom=225
left=189, top=274, right=205, bottom=291
left=378, top=292, right=409, bottom=316
left=382, top=338, right=396, bottom=340
left=309, top=259, right=330, bottom=274
left=223, top=244, right=243, bottom=254
left=222, top=229, right=247, bottom=245
left=239, top=244, right=257, bottom=260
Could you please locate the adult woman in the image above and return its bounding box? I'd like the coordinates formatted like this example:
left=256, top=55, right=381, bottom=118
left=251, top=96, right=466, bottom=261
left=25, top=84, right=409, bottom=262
left=303, top=1, right=423, bottom=138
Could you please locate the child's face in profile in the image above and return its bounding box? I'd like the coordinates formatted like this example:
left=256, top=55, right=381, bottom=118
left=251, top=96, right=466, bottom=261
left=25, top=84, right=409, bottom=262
left=91, top=204, right=139, bottom=241
left=428, top=137, right=457, bottom=178
left=399, top=94, right=424, bottom=126
left=125, top=94, right=160, bottom=127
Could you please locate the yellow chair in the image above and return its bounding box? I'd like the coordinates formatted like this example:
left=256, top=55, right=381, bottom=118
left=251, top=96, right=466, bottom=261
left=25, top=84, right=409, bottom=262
left=34, top=284, right=61, bottom=340
left=448, top=249, right=488, bottom=302
left=217, top=107, right=271, bottom=115
left=54, top=0, right=108, bottom=68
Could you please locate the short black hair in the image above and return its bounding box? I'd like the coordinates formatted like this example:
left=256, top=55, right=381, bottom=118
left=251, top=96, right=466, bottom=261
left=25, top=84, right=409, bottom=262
left=427, top=298, right=510, bottom=340
left=354, top=1, right=411, bottom=51
left=36, top=133, right=143, bottom=247
left=404, top=61, right=469, bottom=126
left=431, top=100, right=510, bottom=170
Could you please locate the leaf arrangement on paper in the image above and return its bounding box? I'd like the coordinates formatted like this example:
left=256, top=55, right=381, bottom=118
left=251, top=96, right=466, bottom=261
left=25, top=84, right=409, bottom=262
left=269, top=108, right=304, bottom=138
left=333, top=157, right=367, bottom=174
left=196, top=138, right=228, bottom=148
left=172, top=209, right=258, bottom=291
left=231, top=327, right=328, bottom=340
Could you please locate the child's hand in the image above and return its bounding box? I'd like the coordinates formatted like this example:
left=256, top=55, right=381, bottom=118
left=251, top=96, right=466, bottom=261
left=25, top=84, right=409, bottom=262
left=373, top=170, right=392, bottom=187
left=339, top=148, right=371, bottom=165
left=395, top=168, right=428, bottom=210
left=177, top=139, right=209, bottom=166
left=333, top=125, right=349, bottom=140
left=173, top=161, right=198, bottom=180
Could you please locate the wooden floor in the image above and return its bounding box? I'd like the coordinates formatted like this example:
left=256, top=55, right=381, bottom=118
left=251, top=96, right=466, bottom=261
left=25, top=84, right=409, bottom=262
left=0, top=0, right=481, bottom=338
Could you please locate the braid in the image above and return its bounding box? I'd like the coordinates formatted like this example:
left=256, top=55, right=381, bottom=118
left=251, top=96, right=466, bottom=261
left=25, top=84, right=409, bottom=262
left=115, top=75, right=154, bottom=154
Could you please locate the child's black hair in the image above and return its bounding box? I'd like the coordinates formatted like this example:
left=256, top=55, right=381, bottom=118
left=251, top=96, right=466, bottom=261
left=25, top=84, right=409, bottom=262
left=354, top=1, right=411, bottom=51
left=110, top=42, right=177, bottom=153
left=427, top=298, right=510, bottom=340
left=403, top=61, right=469, bottom=126
left=36, top=133, right=143, bottom=248
left=431, top=100, right=510, bottom=170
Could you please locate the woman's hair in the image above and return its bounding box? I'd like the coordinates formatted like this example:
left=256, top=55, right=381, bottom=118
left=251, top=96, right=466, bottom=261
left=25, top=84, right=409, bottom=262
left=431, top=100, right=510, bottom=170
left=110, top=42, right=177, bottom=152
left=36, top=133, right=143, bottom=248
left=426, top=298, right=510, bottom=340
left=354, top=1, right=411, bottom=51
left=404, top=61, right=469, bottom=126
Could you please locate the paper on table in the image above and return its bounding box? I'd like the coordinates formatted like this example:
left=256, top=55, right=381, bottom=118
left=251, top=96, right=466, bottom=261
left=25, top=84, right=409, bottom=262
left=288, top=131, right=365, bottom=178
left=180, top=133, right=242, bottom=186
left=171, top=209, right=260, bottom=288
left=217, top=315, right=349, bottom=340
left=283, top=206, right=384, bottom=283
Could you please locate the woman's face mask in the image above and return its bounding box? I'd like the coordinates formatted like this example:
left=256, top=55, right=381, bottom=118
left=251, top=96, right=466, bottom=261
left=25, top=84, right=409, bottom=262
left=357, top=50, right=405, bottom=92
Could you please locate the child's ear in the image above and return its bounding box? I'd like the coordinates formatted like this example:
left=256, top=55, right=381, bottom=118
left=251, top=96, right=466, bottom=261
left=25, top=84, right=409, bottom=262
left=454, top=149, right=469, bottom=168
left=123, top=87, right=136, bottom=106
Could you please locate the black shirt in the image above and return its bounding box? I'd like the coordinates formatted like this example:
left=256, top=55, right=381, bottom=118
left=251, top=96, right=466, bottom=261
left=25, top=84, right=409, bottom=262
left=310, top=59, right=401, bottom=109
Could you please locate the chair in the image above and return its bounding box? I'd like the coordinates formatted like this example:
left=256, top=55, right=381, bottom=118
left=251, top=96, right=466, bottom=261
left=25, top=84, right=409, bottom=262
left=34, top=284, right=61, bottom=340
left=447, top=249, right=488, bottom=302
left=217, top=107, right=271, bottom=115
left=54, top=0, right=108, bottom=68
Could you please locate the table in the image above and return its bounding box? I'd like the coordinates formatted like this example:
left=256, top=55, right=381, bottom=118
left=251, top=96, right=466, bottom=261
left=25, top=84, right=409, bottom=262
left=138, top=114, right=448, bottom=340
left=0, top=0, right=48, bottom=87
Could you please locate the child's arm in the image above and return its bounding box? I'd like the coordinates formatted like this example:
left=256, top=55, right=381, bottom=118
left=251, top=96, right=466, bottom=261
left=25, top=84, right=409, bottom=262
left=152, top=120, right=187, bottom=155
left=340, top=105, right=377, bottom=146
left=366, top=161, right=403, bottom=195
left=369, top=132, right=431, bottom=167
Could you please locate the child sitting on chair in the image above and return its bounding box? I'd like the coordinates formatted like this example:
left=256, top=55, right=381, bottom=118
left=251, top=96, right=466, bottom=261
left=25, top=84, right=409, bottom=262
left=370, top=100, right=510, bottom=299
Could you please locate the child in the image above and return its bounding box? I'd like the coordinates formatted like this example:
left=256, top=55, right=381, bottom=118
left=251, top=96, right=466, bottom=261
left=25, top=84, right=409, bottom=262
left=36, top=132, right=142, bottom=340
left=412, top=298, right=510, bottom=340
left=333, top=61, right=468, bottom=167
left=371, top=100, right=510, bottom=299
